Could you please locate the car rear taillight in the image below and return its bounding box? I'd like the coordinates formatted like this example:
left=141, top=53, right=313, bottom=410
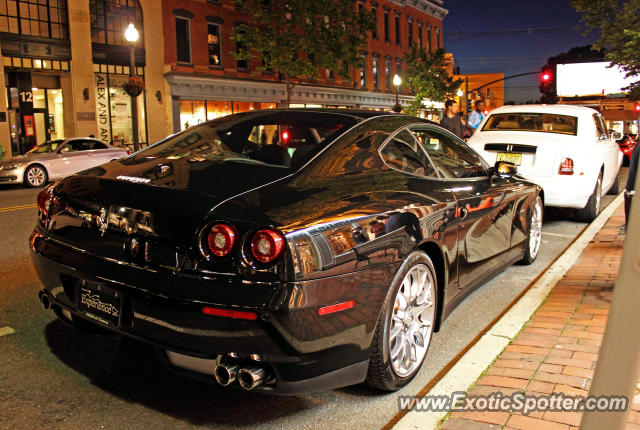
left=558, top=158, right=574, bottom=175
left=250, top=229, right=285, bottom=264
left=126, top=150, right=131, bottom=155
left=36, top=188, right=53, bottom=218
left=206, top=224, right=237, bottom=257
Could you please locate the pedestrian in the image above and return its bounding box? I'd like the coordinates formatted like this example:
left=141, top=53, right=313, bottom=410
left=624, top=142, right=639, bottom=230
left=468, top=100, right=485, bottom=130
left=440, top=99, right=466, bottom=139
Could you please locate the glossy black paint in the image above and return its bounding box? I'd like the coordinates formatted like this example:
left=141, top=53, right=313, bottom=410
left=31, top=109, right=541, bottom=394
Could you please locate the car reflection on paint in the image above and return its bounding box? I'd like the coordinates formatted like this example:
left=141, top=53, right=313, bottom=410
left=31, top=109, right=542, bottom=394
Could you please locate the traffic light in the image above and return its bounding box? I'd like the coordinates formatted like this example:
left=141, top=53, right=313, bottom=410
left=635, top=103, right=640, bottom=112
left=541, top=72, right=551, bottom=82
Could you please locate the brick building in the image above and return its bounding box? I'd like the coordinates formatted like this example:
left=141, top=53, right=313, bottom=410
left=164, top=0, right=448, bottom=133
left=0, top=0, right=447, bottom=158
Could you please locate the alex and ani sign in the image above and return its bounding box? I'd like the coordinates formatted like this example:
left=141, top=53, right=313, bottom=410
left=94, top=73, right=111, bottom=143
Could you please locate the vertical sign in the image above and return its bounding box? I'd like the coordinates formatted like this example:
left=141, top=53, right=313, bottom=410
left=94, top=73, right=112, bottom=144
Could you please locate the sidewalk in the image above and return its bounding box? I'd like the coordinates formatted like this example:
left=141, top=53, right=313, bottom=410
left=440, top=204, right=639, bottom=430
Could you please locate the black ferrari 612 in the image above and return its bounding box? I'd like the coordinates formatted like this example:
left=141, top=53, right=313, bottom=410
left=31, top=109, right=543, bottom=394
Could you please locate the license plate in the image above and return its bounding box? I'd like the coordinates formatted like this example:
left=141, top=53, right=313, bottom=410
left=496, top=152, right=522, bottom=166
left=78, top=281, right=122, bottom=327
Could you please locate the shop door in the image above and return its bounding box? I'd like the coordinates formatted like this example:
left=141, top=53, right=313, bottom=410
left=34, top=110, right=50, bottom=145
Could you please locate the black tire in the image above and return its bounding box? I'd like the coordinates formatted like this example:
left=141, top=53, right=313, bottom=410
left=24, top=164, right=48, bottom=188
left=607, top=170, right=620, bottom=195
left=575, top=171, right=602, bottom=222
left=366, top=251, right=437, bottom=391
left=519, top=195, right=543, bottom=265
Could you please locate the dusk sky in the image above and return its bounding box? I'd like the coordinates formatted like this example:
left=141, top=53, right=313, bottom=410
left=443, top=0, right=600, bottom=103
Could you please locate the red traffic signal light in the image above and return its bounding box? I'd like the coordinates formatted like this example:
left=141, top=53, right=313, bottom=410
left=541, top=72, right=551, bottom=82
left=635, top=104, right=640, bottom=112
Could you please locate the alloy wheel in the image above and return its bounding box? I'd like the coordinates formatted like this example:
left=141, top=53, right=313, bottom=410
left=389, top=264, right=435, bottom=377
left=529, top=198, right=543, bottom=260
left=27, top=167, right=46, bottom=187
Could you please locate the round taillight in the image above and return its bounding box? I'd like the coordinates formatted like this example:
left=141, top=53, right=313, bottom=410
left=250, top=229, right=285, bottom=264
left=206, top=224, right=237, bottom=257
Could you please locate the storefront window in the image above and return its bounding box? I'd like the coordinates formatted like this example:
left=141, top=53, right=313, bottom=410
left=94, top=71, right=146, bottom=147
left=179, top=101, right=276, bottom=130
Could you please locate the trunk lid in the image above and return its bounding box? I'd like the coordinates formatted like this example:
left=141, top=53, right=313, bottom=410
left=468, top=131, right=575, bottom=177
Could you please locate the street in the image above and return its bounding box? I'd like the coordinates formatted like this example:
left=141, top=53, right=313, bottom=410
left=0, top=168, right=627, bottom=430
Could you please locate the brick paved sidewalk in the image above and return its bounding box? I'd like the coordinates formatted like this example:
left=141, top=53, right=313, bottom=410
left=440, top=205, right=640, bottom=430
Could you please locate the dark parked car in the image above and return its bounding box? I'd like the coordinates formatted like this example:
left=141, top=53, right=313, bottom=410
left=31, top=109, right=543, bottom=394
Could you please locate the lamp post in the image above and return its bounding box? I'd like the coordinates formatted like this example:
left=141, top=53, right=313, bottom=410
left=125, top=23, right=140, bottom=152
left=392, top=73, right=402, bottom=113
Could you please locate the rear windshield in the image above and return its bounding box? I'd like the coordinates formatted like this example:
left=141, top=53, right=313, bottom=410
left=482, top=113, right=578, bottom=136
left=138, top=111, right=359, bottom=169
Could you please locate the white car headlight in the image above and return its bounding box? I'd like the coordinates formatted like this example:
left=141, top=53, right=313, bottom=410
left=0, top=163, right=22, bottom=171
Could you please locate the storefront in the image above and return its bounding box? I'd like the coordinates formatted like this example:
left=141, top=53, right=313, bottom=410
left=179, top=100, right=276, bottom=131
left=166, top=74, right=413, bottom=133
left=4, top=65, right=69, bottom=154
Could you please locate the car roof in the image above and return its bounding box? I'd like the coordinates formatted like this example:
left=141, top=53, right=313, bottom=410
left=488, top=104, right=600, bottom=116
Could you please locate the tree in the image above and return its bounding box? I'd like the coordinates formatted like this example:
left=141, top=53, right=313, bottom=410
left=571, top=0, right=640, bottom=98
left=231, top=0, right=375, bottom=107
left=538, top=45, right=605, bottom=103
left=402, top=47, right=463, bottom=116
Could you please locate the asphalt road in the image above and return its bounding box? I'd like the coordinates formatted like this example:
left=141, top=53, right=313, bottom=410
left=0, top=170, right=627, bottom=430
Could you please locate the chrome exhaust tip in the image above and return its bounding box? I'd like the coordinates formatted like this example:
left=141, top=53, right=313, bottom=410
left=39, top=290, right=51, bottom=310
left=238, top=366, right=266, bottom=390
left=214, top=362, right=239, bottom=386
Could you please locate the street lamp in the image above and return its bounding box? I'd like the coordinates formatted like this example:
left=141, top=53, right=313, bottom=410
left=125, top=23, right=140, bottom=151
left=392, top=74, right=402, bottom=113
left=456, top=88, right=464, bottom=98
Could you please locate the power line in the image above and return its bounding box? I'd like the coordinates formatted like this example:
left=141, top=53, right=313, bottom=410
left=444, top=25, right=582, bottom=42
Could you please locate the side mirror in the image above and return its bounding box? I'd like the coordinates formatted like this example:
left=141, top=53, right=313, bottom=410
left=494, top=160, right=517, bottom=178
left=611, top=132, right=622, bottom=140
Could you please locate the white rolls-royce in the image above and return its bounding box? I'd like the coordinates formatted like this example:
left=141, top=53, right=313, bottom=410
left=467, top=105, right=623, bottom=221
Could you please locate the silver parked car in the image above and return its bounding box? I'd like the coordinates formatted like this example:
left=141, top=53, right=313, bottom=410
left=0, top=138, right=129, bottom=187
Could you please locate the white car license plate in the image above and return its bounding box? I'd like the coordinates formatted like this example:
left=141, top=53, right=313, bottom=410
left=496, top=152, right=522, bottom=166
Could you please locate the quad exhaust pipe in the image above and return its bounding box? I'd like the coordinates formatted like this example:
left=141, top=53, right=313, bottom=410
left=238, top=366, right=266, bottom=391
left=214, top=358, right=268, bottom=390
left=38, top=290, right=51, bottom=310
left=214, top=360, right=239, bottom=386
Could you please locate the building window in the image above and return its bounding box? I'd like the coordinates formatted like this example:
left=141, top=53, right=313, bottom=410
left=372, top=55, right=379, bottom=90
left=427, top=24, right=433, bottom=52
left=418, top=22, right=423, bottom=48
left=207, top=23, right=222, bottom=67
left=90, top=0, right=143, bottom=46
left=408, top=18, right=413, bottom=47
left=396, top=58, right=402, bottom=80
left=175, top=17, right=191, bottom=63
left=394, top=14, right=400, bottom=46
left=236, top=28, right=249, bottom=71
left=371, top=5, right=377, bottom=39
left=325, top=68, right=334, bottom=81
left=385, top=57, right=391, bottom=91
left=383, top=10, right=389, bottom=42
left=0, top=0, right=68, bottom=39
left=435, top=27, right=440, bottom=49
left=359, top=52, right=366, bottom=89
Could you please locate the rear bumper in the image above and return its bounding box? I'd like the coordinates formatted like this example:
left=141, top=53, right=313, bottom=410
left=30, top=226, right=392, bottom=394
left=521, top=174, right=594, bottom=209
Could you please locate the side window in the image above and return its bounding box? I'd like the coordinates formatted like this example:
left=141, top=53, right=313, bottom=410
left=593, top=114, right=607, bottom=140
left=411, top=128, right=487, bottom=179
left=380, top=129, right=436, bottom=177
left=91, top=141, right=108, bottom=150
